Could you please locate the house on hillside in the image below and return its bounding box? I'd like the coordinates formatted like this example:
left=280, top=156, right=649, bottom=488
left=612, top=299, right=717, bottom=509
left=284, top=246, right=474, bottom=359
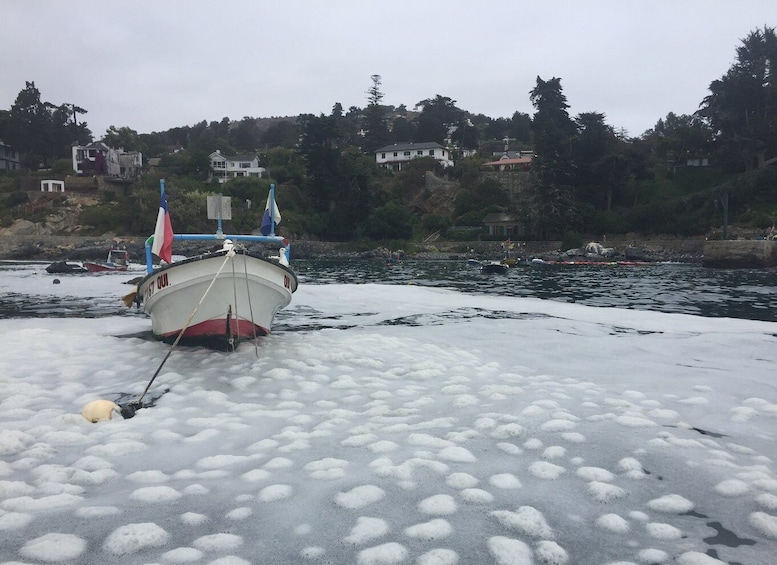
left=375, top=142, right=453, bottom=171
left=209, top=150, right=265, bottom=183
left=0, top=140, right=21, bottom=171
left=483, top=151, right=533, bottom=172
left=71, top=142, right=143, bottom=179
left=40, top=179, right=65, bottom=193
left=482, top=212, right=523, bottom=238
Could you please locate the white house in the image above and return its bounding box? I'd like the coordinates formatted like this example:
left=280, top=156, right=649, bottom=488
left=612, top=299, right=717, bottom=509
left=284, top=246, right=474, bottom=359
left=71, top=142, right=143, bottom=179
left=375, top=142, right=453, bottom=172
left=0, top=139, right=21, bottom=171
left=40, top=179, right=65, bottom=193
left=209, top=150, right=265, bottom=183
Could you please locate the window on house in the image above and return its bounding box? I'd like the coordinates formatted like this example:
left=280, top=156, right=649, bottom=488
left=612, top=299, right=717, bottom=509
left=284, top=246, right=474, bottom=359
left=417, top=150, right=423, bottom=156
left=393, top=152, right=398, bottom=157
left=429, top=150, right=435, bottom=156
left=240, top=162, right=250, bottom=168
left=381, top=153, right=386, bottom=159
left=404, top=151, right=411, bottom=156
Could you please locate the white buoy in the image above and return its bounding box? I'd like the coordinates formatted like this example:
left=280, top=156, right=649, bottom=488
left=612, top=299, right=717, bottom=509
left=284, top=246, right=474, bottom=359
left=81, top=399, right=120, bottom=423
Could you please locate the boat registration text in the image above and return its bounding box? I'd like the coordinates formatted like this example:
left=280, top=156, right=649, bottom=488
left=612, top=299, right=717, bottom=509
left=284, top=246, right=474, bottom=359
left=144, top=272, right=170, bottom=301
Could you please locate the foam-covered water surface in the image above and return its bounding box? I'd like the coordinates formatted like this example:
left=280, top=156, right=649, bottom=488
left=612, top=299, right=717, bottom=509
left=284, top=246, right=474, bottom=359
left=1, top=273, right=775, bottom=564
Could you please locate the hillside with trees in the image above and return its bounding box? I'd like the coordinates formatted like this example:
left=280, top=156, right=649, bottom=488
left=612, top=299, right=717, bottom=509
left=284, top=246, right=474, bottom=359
left=1, top=26, right=775, bottom=247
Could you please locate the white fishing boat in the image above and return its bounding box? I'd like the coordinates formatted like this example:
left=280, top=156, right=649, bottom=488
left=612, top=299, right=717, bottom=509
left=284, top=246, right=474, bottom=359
left=130, top=181, right=297, bottom=349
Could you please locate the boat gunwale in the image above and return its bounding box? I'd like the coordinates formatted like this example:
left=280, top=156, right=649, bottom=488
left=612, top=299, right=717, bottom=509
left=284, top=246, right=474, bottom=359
left=136, top=248, right=298, bottom=298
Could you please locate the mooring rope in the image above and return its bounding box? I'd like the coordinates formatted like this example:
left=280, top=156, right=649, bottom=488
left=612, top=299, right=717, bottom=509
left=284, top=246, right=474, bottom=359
left=230, top=256, right=239, bottom=350
left=242, top=250, right=260, bottom=359
left=132, top=248, right=236, bottom=406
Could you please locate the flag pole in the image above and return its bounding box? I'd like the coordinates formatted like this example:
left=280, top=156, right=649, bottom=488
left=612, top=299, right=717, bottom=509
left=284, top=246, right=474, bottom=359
left=269, top=183, right=276, bottom=236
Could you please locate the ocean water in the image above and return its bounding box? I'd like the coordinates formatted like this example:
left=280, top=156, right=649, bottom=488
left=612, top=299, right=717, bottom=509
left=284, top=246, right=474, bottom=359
left=0, top=260, right=776, bottom=564
left=1, top=259, right=774, bottom=322
left=293, top=260, right=777, bottom=322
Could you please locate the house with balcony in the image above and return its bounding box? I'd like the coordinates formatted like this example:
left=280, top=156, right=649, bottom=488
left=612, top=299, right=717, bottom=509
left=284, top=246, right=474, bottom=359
left=375, top=142, right=452, bottom=172
left=0, top=140, right=21, bottom=171
left=71, top=142, right=143, bottom=179
left=209, top=150, right=265, bottom=183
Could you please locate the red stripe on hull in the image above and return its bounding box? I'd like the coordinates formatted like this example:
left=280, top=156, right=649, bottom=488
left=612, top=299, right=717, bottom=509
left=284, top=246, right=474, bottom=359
left=159, top=318, right=269, bottom=340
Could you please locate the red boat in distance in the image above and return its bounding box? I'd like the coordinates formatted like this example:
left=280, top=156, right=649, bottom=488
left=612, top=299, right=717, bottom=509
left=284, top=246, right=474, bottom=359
left=84, top=247, right=130, bottom=273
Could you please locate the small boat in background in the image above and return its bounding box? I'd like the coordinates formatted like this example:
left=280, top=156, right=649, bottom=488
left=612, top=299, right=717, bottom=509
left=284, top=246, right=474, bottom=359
left=45, top=260, right=87, bottom=274
left=481, top=260, right=509, bottom=275
left=84, top=247, right=130, bottom=272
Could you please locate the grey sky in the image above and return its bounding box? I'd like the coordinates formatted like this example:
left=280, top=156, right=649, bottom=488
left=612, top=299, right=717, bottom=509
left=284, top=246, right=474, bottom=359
left=2, top=0, right=774, bottom=140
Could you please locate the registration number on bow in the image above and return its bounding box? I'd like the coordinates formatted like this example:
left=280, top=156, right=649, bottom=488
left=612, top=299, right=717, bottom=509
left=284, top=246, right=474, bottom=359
left=144, top=272, right=169, bottom=301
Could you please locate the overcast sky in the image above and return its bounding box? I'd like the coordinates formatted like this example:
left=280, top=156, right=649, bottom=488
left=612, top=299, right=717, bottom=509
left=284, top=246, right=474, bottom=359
left=2, top=1, right=774, bottom=140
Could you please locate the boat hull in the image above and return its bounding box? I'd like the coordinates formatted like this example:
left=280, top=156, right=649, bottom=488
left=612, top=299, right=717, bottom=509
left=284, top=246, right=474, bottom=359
left=84, top=262, right=128, bottom=273
left=137, top=250, right=297, bottom=348
left=46, top=261, right=87, bottom=274
left=481, top=262, right=509, bottom=274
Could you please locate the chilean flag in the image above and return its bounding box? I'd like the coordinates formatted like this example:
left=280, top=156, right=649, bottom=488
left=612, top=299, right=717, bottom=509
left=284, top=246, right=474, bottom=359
left=260, top=187, right=281, bottom=236
left=152, top=183, right=173, bottom=263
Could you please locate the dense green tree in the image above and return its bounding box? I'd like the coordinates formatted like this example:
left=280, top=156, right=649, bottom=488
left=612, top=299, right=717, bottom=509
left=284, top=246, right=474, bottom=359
left=644, top=112, right=712, bottom=170
left=297, top=111, right=380, bottom=238
left=137, top=132, right=170, bottom=158
left=229, top=117, right=259, bottom=152
left=362, top=75, right=390, bottom=153
left=260, top=120, right=299, bottom=148
left=159, top=148, right=210, bottom=178
left=450, top=117, right=478, bottom=153
left=51, top=103, right=91, bottom=152
left=189, top=120, right=232, bottom=154
left=698, top=26, right=777, bottom=171
left=0, top=82, right=91, bottom=168
left=330, top=102, right=360, bottom=148
left=364, top=201, right=412, bottom=240
left=509, top=111, right=533, bottom=145
left=483, top=117, right=512, bottom=144
left=103, top=125, right=139, bottom=150
left=414, top=95, right=461, bottom=144
left=527, top=76, right=578, bottom=237
left=297, top=112, right=344, bottom=210
left=573, top=112, right=630, bottom=211
left=264, top=147, right=307, bottom=186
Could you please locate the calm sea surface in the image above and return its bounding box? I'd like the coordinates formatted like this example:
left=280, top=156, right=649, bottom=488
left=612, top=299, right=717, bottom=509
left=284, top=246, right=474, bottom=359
left=0, top=260, right=775, bottom=322
left=294, top=259, right=776, bottom=322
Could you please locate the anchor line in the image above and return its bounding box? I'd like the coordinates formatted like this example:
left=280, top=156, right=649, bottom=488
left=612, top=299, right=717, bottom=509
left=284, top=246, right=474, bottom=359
left=242, top=249, right=260, bottom=358
left=133, top=248, right=236, bottom=406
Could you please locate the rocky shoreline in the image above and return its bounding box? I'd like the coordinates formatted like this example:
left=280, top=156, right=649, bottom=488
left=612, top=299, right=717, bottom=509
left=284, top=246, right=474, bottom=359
left=0, top=234, right=706, bottom=264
